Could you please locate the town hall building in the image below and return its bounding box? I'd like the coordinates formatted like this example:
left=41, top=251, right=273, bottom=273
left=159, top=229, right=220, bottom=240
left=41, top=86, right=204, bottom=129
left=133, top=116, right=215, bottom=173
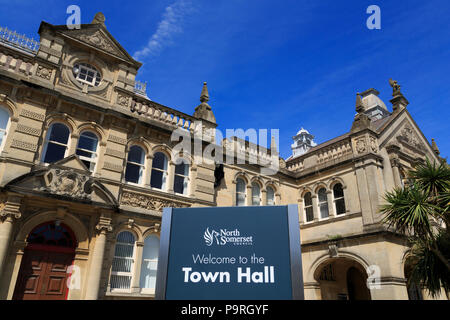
left=0, top=13, right=446, bottom=300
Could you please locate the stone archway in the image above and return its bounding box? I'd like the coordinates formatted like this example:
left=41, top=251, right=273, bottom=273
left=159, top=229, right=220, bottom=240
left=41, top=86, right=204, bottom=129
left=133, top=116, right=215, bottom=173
left=314, top=257, right=371, bottom=300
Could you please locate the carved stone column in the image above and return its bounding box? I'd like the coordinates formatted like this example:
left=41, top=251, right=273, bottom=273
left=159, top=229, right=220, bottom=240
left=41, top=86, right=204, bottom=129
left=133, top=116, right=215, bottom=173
left=326, top=190, right=335, bottom=217
left=311, top=195, right=319, bottom=222
left=0, top=195, right=22, bottom=278
left=391, top=158, right=402, bottom=188
left=131, top=241, right=144, bottom=292
left=246, top=185, right=252, bottom=206
left=167, top=160, right=175, bottom=193
left=84, top=214, right=112, bottom=300
left=144, top=154, right=153, bottom=187
left=261, top=189, right=267, bottom=206
left=189, top=166, right=197, bottom=197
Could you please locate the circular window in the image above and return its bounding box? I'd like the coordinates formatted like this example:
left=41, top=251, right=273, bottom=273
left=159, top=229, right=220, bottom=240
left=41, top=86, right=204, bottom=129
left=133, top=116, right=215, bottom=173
left=72, top=63, right=101, bottom=87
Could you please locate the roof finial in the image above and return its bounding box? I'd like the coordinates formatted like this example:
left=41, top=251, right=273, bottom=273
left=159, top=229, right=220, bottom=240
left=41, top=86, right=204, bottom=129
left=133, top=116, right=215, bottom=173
left=200, top=82, right=209, bottom=103
left=355, top=92, right=364, bottom=113
left=431, top=138, right=440, bottom=156
left=271, top=135, right=278, bottom=154
left=92, top=12, right=106, bottom=26
left=389, top=78, right=401, bottom=96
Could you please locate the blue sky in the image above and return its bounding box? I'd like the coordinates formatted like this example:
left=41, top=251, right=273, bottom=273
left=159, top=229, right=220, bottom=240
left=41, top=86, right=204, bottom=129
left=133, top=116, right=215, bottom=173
left=1, top=0, right=449, bottom=159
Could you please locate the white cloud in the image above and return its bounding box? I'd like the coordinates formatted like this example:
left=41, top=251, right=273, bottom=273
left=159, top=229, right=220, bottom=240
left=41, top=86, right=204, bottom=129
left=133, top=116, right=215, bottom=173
left=133, top=0, right=193, bottom=61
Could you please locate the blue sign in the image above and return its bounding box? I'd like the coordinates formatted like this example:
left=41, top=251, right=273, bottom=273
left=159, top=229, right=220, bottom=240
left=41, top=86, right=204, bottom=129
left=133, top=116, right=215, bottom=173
left=156, top=205, right=304, bottom=300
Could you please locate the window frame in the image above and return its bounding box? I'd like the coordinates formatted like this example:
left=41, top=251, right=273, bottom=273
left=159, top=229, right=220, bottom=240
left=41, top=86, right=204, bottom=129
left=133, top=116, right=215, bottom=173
left=251, top=182, right=261, bottom=206
left=110, top=231, right=137, bottom=293
left=236, top=178, right=247, bottom=206
left=150, top=152, right=169, bottom=191
left=139, top=234, right=160, bottom=294
left=317, top=187, right=329, bottom=220
left=303, top=192, right=314, bottom=223
left=72, top=62, right=102, bottom=87
left=0, top=106, right=11, bottom=153
left=332, top=183, right=346, bottom=216
left=266, top=186, right=275, bottom=205
left=41, top=122, right=71, bottom=165
left=125, top=145, right=146, bottom=186
left=173, top=159, right=190, bottom=195
left=75, top=130, right=99, bottom=172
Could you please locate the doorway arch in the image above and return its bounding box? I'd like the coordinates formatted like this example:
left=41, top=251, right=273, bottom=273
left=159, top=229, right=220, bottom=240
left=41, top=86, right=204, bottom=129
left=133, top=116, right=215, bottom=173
left=314, top=257, right=371, bottom=300
left=13, top=221, right=77, bottom=300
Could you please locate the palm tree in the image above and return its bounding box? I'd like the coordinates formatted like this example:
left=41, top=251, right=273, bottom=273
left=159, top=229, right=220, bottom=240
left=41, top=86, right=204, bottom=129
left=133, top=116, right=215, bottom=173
left=380, top=158, right=450, bottom=298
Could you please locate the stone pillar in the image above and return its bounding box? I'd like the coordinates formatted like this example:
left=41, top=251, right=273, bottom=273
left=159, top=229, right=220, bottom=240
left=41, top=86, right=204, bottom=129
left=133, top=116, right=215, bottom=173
left=144, top=155, right=153, bottom=187
left=246, top=185, right=252, bottom=206
left=189, top=166, right=197, bottom=197
left=0, top=195, right=22, bottom=278
left=326, top=190, right=335, bottom=217
left=261, top=189, right=267, bottom=206
left=84, top=215, right=112, bottom=300
left=131, top=241, right=144, bottom=293
left=391, top=158, right=402, bottom=188
left=297, top=198, right=304, bottom=224
left=354, top=164, right=374, bottom=225
left=166, top=160, right=175, bottom=193
left=311, top=195, right=319, bottom=222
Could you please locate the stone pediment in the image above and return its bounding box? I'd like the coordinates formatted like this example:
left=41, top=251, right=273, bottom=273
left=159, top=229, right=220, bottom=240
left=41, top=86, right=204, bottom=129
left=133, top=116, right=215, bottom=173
left=54, top=24, right=140, bottom=68
left=380, top=116, right=435, bottom=160
left=5, top=156, right=118, bottom=208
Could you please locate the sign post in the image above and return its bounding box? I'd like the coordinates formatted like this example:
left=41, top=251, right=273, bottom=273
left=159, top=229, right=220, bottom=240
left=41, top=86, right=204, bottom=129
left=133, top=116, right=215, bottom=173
left=155, top=205, right=304, bottom=300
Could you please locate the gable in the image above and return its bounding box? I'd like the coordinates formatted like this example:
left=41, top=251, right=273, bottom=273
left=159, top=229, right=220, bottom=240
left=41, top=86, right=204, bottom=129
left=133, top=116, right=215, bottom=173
left=378, top=110, right=439, bottom=162
left=39, top=22, right=141, bottom=68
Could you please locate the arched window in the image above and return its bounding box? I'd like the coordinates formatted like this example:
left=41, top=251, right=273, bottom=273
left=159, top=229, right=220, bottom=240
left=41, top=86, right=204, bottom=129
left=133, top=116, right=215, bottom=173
left=333, top=183, right=346, bottom=215
left=266, top=186, right=275, bottom=205
left=150, top=152, right=168, bottom=190
left=42, top=123, right=70, bottom=164
left=252, top=182, right=261, bottom=206
left=125, top=145, right=145, bottom=184
left=0, top=107, right=10, bottom=151
left=174, top=160, right=189, bottom=195
left=318, top=188, right=329, bottom=219
left=76, top=131, right=99, bottom=172
left=27, top=221, right=76, bottom=249
left=110, top=231, right=136, bottom=290
left=140, top=235, right=159, bottom=291
left=304, top=192, right=314, bottom=222
left=236, top=178, right=246, bottom=206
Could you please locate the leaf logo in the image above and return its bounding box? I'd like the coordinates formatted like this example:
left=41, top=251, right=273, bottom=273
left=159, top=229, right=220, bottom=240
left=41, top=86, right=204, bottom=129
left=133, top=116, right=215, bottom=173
left=204, top=228, right=214, bottom=246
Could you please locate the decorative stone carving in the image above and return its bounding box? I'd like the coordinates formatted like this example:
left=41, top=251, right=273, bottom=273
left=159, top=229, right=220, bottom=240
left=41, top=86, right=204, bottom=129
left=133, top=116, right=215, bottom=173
left=120, top=192, right=189, bottom=211
left=36, top=65, right=52, bottom=80
left=20, top=109, right=45, bottom=121
left=397, top=124, right=426, bottom=151
left=95, top=216, right=113, bottom=233
left=10, top=139, right=38, bottom=152
left=369, top=137, right=378, bottom=153
left=117, top=93, right=130, bottom=108
left=42, top=169, right=93, bottom=200
left=328, top=242, right=338, bottom=257
left=73, top=30, right=125, bottom=59
left=107, top=134, right=127, bottom=145
left=15, top=124, right=41, bottom=136
left=355, top=138, right=366, bottom=154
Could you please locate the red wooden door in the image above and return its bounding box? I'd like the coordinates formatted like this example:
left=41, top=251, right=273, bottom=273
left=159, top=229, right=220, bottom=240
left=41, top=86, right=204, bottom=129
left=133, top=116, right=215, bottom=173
left=13, top=248, right=74, bottom=300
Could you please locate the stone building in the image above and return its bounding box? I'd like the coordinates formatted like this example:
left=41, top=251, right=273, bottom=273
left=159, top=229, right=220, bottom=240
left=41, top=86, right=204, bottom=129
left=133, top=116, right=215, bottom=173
left=0, top=14, right=446, bottom=300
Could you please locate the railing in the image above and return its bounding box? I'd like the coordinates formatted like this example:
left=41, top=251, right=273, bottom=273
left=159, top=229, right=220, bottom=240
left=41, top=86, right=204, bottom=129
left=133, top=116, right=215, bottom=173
left=0, top=26, right=39, bottom=55
left=130, top=99, right=198, bottom=132
left=134, top=80, right=147, bottom=96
